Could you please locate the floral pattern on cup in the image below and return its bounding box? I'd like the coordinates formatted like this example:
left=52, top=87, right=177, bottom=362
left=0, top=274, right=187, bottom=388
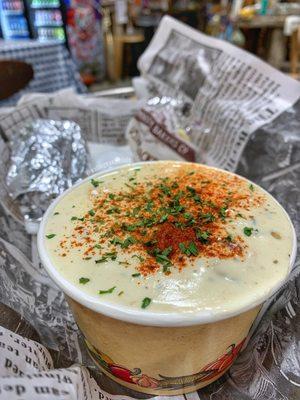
left=86, top=338, right=246, bottom=390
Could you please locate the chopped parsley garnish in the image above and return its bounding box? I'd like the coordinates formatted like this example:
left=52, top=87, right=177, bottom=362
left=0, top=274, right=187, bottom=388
left=183, top=212, right=193, bottom=220
left=186, top=186, right=196, bottom=195
left=219, top=206, right=227, bottom=220
left=79, top=277, right=90, bottom=284
left=196, top=230, right=210, bottom=243
left=111, top=236, right=136, bottom=248
left=71, top=216, right=78, bottom=221
left=141, top=297, right=151, bottom=309
left=244, top=227, right=254, bottom=236
left=91, top=178, right=102, bottom=187
left=226, top=234, right=233, bottom=242
left=118, top=291, right=124, bottom=296
left=88, top=209, right=95, bottom=217
left=249, top=184, right=254, bottom=192
left=132, top=273, right=141, bottom=277
left=179, top=242, right=199, bottom=256
left=122, top=236, right=136, bottom=248
left=99, top=286, right=116, bottom=295
left=107, top=206, right=121, bottom=214
left=200, top=213, right=215, bottom=223
left=159, top=184, right=171, bottom=196
left=237, top=213, right=246, bottom=219
left=119, top=261, right=130, bottom=266
left=159, top=214, right=168, bottom=223
left=95, top=252, right=117, bottom=263
left=153, top=247, right=172, bottom=271
left=46, top=234, right=56, bottom=239
left=54, top=212, right=59, bottom=215
left=110, top=237, right=123, bottom=246
left=145, top=200, right=153, bottom=211
left=94, top=244, right=102, bottom=249
left=109, top=193, right=115, bottom=200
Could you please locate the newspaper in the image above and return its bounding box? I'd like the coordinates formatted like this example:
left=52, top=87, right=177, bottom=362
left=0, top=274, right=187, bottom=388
left=0, top=15, right=300, bottom=400
left=0, top=88, right=144, bottom=145
left=128, top=16, right=300, bottom=170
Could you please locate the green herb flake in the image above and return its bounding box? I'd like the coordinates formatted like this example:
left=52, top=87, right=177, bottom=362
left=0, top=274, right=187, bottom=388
left=200, top=213, right=215, bottom=223
left=179, top=242, right=186, bottom=253
left=226, top=234, right=233, bottom=242
left=249, top=184, right=255, bottom=192
left=88, top=209, right=95, bottom=217
left=187, top=241, right=198, bottom=256
left=79, top=277, right=90, bottom=284
left=94, top=244, right=102, bottom=249
left=179, top=242, right=198, bottom=256
left=237, top=213, right=246, bottom=219
left=141, top=297, right=151, bottom=309
left=244, top=227, right=254, bottom=237
left=95, top=257, right=107, bottom=263
left=196, top=230, right=210, bottom=243
left=184, top=212, right=193, bottom=220
left=71, top=216, right=78, bottom=221
left=107, top=206, right=121, bottom=214
left=119, top=261, right=130, bottom=266
left=132, top=273, right=141, bottom=277
left=219, top=206, right=227, bottom=221
left=186, top=186, right=196, bottom=195
left=122, top=236, right=136, bottom=249
left=91, top=178, right=103, bottom=188
left=46, top=234, right=56, bottom=239
left=54, top=212, right=59, bottom=215
left=159, top=184, right=171, bottom=196
left=118, top=291, right=124, bottom=296
left=109, top=193, right=115, bottom=200
left=110, top=237, right=123, bottom=246
left=99, top=286, right=116, bottom=295
left=159, top=214, right=168, bottom=223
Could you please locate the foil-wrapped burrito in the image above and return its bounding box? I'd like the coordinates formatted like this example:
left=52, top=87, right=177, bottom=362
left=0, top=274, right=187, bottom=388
left=6, top=119, right=88, bottom=232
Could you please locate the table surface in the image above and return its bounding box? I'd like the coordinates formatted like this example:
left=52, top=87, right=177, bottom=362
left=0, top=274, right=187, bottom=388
left=235, top=15, right=286, bottom=29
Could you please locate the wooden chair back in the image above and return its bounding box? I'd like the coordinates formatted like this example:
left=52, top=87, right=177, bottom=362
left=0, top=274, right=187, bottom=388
left=290, top=27, right=300, bottom=77
left=0, top=60, right=34, bottom=101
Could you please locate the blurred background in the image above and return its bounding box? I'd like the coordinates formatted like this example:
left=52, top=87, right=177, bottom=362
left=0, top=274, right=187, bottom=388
left=0, top=0, right=300, bottom=101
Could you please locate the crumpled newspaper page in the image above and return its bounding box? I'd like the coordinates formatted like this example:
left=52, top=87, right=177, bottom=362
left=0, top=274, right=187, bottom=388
left=0, top=15, right=300, bottom=400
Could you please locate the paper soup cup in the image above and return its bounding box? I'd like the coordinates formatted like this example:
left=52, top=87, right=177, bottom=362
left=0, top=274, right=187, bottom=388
left=38, top=162, right=297, bottom=396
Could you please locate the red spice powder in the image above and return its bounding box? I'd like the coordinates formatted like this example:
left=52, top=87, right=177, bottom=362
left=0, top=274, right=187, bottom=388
left=58, top=164, right=265, bottom=276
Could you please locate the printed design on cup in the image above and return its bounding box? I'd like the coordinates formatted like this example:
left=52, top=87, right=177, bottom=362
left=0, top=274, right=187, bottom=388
left=86, top=338, right=246, bottom=390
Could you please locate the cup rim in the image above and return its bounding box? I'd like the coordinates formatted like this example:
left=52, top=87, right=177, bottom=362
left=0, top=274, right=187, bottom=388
left=37, top=161, right=297, bottom=327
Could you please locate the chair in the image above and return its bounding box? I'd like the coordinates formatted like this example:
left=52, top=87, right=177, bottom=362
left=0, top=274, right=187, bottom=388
left=0, top=60, right=34, bottom=101
left=290, top=26, right=300, bottom=77
left=107, top=0, right=144, bottom=81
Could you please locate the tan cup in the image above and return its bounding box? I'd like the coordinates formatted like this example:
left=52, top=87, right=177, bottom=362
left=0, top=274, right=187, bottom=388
left=67, top=296, right=260, bottom=395
left=37, top=162, right=297, bottom=396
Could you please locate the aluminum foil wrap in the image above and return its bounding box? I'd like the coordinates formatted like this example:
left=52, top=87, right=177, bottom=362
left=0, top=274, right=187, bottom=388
left=6, top=119, right=88, bottom=231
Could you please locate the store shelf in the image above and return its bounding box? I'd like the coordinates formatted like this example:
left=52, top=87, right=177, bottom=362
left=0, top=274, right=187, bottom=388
left=35, top=22, right=63, bottom=27
left=2, top=9, right=24, bottom=15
